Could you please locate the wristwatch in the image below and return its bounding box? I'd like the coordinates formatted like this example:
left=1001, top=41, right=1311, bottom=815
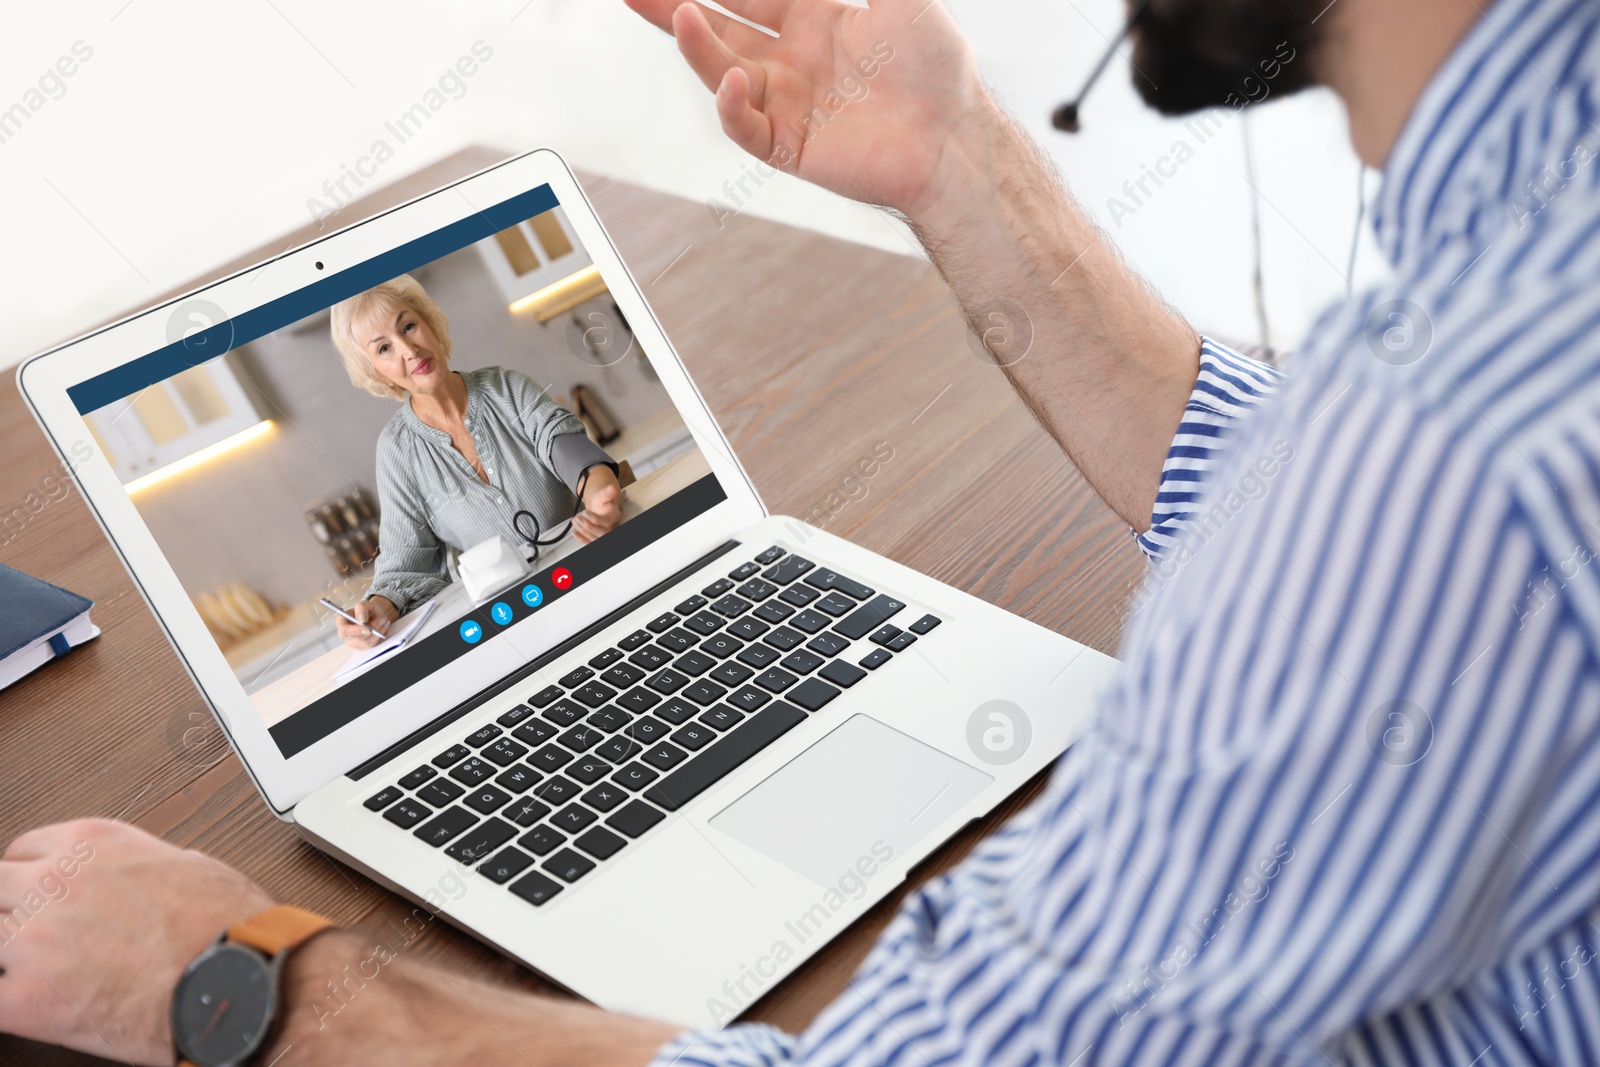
left=170, top=904, right=334, bottom=1067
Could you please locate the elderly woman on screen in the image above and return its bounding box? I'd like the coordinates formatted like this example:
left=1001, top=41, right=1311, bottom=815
left=329, top=274, right=622, bottom=650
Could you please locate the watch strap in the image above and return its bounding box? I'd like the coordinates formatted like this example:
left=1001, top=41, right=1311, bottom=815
left=225, top=903, right=334, bottom=957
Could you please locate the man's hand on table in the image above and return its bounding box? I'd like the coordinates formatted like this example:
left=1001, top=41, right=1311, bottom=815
left=0, top=820, right=684, bottom=1066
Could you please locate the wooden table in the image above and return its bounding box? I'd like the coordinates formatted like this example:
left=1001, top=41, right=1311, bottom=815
left=0, top=150, right=1145, bottom=1065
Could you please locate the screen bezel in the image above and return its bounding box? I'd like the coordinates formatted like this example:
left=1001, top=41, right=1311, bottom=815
left=18, top=150, right=766, bottom=815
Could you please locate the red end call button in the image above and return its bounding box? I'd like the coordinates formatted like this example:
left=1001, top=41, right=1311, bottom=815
left=551, top=567, right=574, bottom=590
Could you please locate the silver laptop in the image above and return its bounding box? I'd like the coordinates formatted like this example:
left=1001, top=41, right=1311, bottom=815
left=18, top=150, right=1118, bottom=1028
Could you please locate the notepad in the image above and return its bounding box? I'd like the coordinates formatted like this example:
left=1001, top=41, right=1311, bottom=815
left=333, top=600, right=437, bottom=683
left=0, top=563, right=100, bottom=691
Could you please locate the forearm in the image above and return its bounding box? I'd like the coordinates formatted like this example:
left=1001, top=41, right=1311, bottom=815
left=905, top=92, right=1201, bottom=530
left=267, top=930, right=684, bottom=1066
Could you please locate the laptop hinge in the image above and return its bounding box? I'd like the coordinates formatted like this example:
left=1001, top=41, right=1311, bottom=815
left=344, top=538, right=742, bottom=781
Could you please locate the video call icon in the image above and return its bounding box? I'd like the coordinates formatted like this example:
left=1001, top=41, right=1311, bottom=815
left=459, top=620, right=483, bottom=644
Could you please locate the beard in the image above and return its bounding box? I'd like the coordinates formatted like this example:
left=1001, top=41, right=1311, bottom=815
left=1130, top=0, right=1327, bottom=115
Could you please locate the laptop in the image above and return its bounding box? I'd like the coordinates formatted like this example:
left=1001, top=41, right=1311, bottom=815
left=18, top=150, right=1118, bottom=1028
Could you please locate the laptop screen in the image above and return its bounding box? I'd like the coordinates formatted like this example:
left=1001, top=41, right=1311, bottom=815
left=66, top=183, right=727, bottom=758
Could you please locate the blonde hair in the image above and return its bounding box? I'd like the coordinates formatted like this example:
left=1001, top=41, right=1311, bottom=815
left=329, top=274, right=453, bottom=400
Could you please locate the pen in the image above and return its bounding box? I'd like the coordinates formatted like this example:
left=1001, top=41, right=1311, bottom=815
left=319, top=596, right=376, bottom=636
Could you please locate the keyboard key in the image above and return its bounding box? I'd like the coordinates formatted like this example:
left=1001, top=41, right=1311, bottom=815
left=509, top=870, right=564, bottom=906
left=791, top=610, right=831, bottom=634
left=820, top=659, right=867, bottom=688
left=626, top=716, right=671, bottom=745
left=700, top=633, right=743, bottom=659
left=753, top=600, right=795, bottom=623
left=595, top=735, right=643, bottom=763
left=755, top=668, right=798, bottom=692
left=647, top=612, right=680, bottom=634
left=417, top=779, right=465, bottom=807
left=606, top=800, right=666, bottom=838
left=497, top=704, right=536, bottom=728
left=726, top=617, right=770, bottom=641
left=712, top=594, right=753, bottom=618
left=602, top=663, right=647, bottom=688
left=575, top=827, right=628, bottom=860
left=586, top=705, right=632, bottom=733
left=581, top=782, right=628, bottom=812
left=779, top=585, right=820, bottom=607
left=652, top=697, right=699, bottom=725
left=551, top=803, right=599, bottom=834
left=574, top=682, right=618, bottom=708
left=736, top=643, right=780, bottom=669
left=365, top=786, right=403, bottom=811
left=647, top=669, right=690, bottom=694
left=558, top=665, right=595, bottom=688
left=909, top=614, right=942, bottom=635
left=672, top=722, right=717, bottom=751
left=480, top=847, right=535, bottom=884
left=513, top=719, right=557, bottom=747
left=449, top=758, right=495, bottom=785
left=684, top=680, right=728, bottom=706
left=869, top=625, right=904, bottom=647
left=675, top=594, right=708, bottom=615
left=566, top=756, right=612, bottom=785
left=483, top=738, right=529, bottom=767
left=414, top=807, right=478, bottom=846
left=788, top=678, right=841, bottom=712
left=644, top=702, right=806, bottom=811
left=763, top=555, right=814, bottom=584
left=397, top=765, right=437, bottom=790
left=504, top=796, right=551, bottom=826
left=617, top=629, right=651, bottom=651
left=807, top=632, right=850, bottom=657
left=814, top=592, right=856, bottom=617
left=657, top=628, right=697, bottom=653
left=518, top=824, right=567, bottom=856
left=529, top=744, right=574, bottom=773
left=711, top=662, right=754, bottom=687
left=726, top=685, right=772, bottom=712
left=702, top=577, right=735, bottom=598
left=558, top=725, right=605, bottom=752
left=617, top=687, right=662, bottom=714
left=464, top=785, right=512, bottom=814
left=684, top=611, right=725, bottom=636
left=780, top=650, right=825, bottom=675
left=887, top=631, right=918, bottom=652
left=763, top=626, right=804, bottom=651
left=432, top=744, right=470, bottom=768
left=700, top=704, right=746, bottom=731
left=445, top=817, right=515, bottom=863
left=529, top=685, right=564, bottom=708
left=533, top=775, right=582, bottom=805
left=736, top=578, right=779, bottom=602
left=542, top=848, right=596, bottom=883
left=674, top=650, right=716, bottom=676
left=642, top=741, right=689, bottom=771
left=805, top=568, right=874, bottom=600
left=859, top=647, right=892, bottom=670
left=382, top=798, right=429, bottom=828
left=588, top=647, right=624, bottom=669
left=628, top=645, right=671, bottom=671
left=542, top=700, right=586, bottom=727
left=728, top=560, right=762, bottom=581
left=611, top=762, right=660, bottom=791
left=754, top=545, right=786, bottom=565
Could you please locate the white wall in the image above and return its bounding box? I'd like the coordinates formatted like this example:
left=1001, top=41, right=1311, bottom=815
left=3, top=0, right=1391, bottom=374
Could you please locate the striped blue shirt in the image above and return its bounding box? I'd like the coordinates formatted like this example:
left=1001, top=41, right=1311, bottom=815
left=652, top=0, right=1600, bottom=1063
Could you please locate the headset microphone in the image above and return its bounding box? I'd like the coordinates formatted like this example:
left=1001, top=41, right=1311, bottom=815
left=1051, top=0, right=1152, bottom=133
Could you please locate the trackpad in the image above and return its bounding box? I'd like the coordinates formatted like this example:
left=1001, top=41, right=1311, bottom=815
left=710, top=715, right=992, bottom=886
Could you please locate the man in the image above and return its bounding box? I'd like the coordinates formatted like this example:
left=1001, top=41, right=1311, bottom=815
left=4, top=0, right=1598, bottom=1061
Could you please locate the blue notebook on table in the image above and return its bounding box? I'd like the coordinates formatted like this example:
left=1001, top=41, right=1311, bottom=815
left=0, top=563, right=99, bottom=691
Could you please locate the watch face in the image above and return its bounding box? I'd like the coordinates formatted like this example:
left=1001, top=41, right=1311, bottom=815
left=172, top=943, right=275, bottom=1067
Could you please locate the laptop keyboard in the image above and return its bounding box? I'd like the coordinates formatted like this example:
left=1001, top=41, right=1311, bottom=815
left=362, top=545, right=942, bottom=908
